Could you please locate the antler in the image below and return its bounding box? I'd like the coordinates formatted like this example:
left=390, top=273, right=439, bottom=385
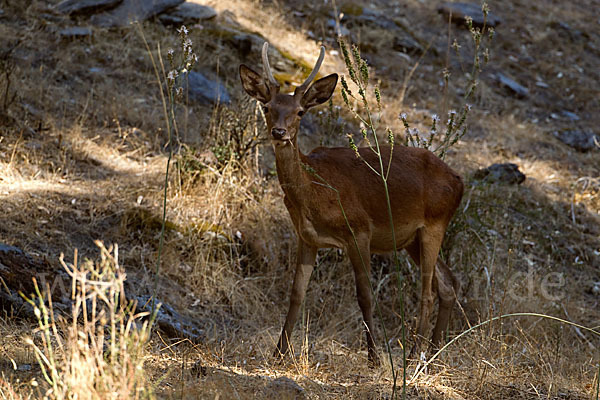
left=262, top=42, right=280, bottom=88
left=295, top=46, right=325, bottom=96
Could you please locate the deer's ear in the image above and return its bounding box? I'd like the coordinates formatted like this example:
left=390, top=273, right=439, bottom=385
left=300, top=74, right=338, bottom=109
left=239, top=64, right=272, bottom=103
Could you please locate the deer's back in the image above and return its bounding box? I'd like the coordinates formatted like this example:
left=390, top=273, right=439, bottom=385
left=304, top=145, right=463, bottom=248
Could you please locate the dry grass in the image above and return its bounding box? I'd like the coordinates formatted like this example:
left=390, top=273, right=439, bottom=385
left=0, top=0, right=599, bottom=398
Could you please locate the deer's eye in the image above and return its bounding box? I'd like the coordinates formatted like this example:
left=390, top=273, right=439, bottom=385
left=262, top=105, right=269, bottom=114
left=297, top=110, right=305, bottom=117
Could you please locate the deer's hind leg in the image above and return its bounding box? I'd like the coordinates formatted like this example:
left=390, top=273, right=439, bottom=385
left=405, top=225, right=454, bottom=351
left=431, top=258, right=459, bottom=346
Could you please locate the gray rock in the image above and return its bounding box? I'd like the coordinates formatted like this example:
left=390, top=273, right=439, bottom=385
left=202, top=21, right=267, bottom=59
left=438, top=2, right=501, bottom=28
left=326, top=19, right=350, bottom=37
left=264, top=377, right=306, bottom=400
left=157, top=13, right=183, bottom=25
left=473, top=163, right=526, bottom=185
left=91, top=0, right=184, bottom=28
left=336, top=7, right=423, bottom=53
left=230, top=34, right=254, bottom=57
left=357, top=7, right=399, bottom=30
left=550, top=111, right=580, bottom=121
left=553, top=130, right=598, bottom=152
left=182, top=71, right=231, bottom=105
left=393, top=35, right=422, bottom=53
left=159, top=2, right=216, bottom=25
left=56, top=0, right=121, bottom=16
left=136, top=295, right=204, bottom=341
left=549, top=21, right=586, bottom=42
left=495, top=73, right=529, bottom=98
left=0, top=243, right=25, bottom=255
left=59, top=27, right=93, bottom=38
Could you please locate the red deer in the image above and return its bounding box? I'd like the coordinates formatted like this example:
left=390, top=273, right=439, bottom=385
left=239, top=42, right=463, bottom=365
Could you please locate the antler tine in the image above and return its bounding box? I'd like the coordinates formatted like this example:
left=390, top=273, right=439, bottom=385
left=262, top=42, right=280, bottom=88
left=296, top=46, right=325, bottom=94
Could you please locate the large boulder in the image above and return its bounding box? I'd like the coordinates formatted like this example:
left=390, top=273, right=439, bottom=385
left=182, top=71, right=231, bottom=105
left=91, top=0, right=184, bottom=28
left=158, top=2, right=217, bottom=25
left=438, top=2, right=501, bottom=28
left=56, top=0, right=122, bottom=16
left=553, top=130, right=598, bottom=152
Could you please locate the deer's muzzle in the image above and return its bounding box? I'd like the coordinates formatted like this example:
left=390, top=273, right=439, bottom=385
left=271, top=128, right=287, bottom=140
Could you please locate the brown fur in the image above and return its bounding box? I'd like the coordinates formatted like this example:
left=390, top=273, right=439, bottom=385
left=240, top=54, right=463, bottom=366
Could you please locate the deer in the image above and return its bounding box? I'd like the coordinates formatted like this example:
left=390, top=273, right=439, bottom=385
left=239, top=42, right=464, bottom=366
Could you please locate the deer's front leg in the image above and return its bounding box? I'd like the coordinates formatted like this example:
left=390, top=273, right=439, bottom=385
left=274, top=238, right=317, bottom=358
left=347, top=235, right=380, bottom=367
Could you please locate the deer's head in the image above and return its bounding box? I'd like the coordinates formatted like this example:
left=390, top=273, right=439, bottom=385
left=239, top=42, right=338, bottom=146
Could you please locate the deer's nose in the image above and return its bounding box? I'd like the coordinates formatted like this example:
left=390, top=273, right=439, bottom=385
left=271, top=128, right=287, bottom=140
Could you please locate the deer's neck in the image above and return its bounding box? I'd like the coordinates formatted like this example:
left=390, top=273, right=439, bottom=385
left=273, top=141, right=311, bottom=203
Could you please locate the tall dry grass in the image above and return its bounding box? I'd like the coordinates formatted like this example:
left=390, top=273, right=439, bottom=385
left=20, top=242, right=153, bottom=399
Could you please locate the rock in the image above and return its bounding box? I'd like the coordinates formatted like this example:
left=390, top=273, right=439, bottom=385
left=157, top=13, right=183, bottom=25
left=202, top=15, right=267, bottom=59
left=473, top=163, right=526, bottom=185
left=182, top=71, right=231, bottom=105
left=549, top=21, right=586, bottom=42
left=393, top=35, right=422, bottom=53
left=561, top=111, right=580, bottom=121
left=495, top=73, right=529, bottom=98
left=59, top=27, right=93, bottom=38
left=0, top=243, right=60, bottom=320
left=438, top=2, right=501, bottom=28
left=357, top=7, right=399, bottom=30
left=264, top=377, right=306, bottom=400
left=91, top=0, right=184, bottom=28
left=136, top=295, right=204, bottom=341
left=0, top=243, right=25, bottom=255
left=56, top=0, right=122, bottom=16
left=230, top=34, right=254, bottom=57
left=158, top=2, right=216, bottom=25
left=326, top=19, right=350, bottom=37
left=340, top=2, right=363, bottom=16
left=221, top=30, right=266, bottom=58
left=16, top=364, right=32, bottom=372
left=336, top=7, right=423, bottom=53
left=197, top=150, right=218, bottom=165
left=553, top=130, right=598, bottom=152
